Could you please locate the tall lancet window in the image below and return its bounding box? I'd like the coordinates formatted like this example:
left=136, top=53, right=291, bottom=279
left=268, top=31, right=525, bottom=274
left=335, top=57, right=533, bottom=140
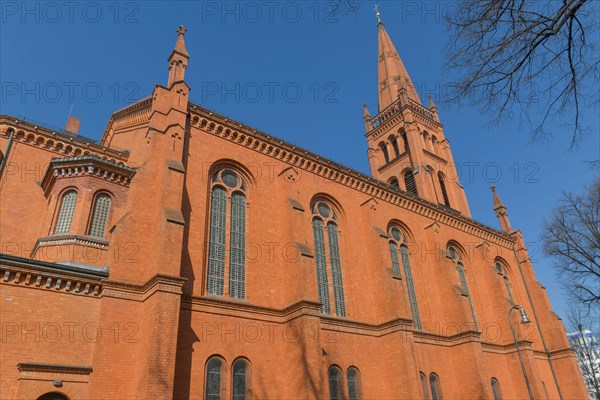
left=400, top=130, right=409, bottom=153
left=403, top=170, right=418, bottom=196
left=207, top=169, right=247, bottom=298
left=88, top=193, right=112, bottom=238
left=438, top=172, right=450, bottom=207
left=380, top=142, right=390, bottom=164
left=312, top=200, right=346, bottom=317
left=388, top=225, right=422, bottom=329
left=448, top=245, right=478, bottom=330
left=390, top=136, right=400, bottom=157
left=495, top=261, right=515, bottom=304
left=54, top=190, right=78, bottom=235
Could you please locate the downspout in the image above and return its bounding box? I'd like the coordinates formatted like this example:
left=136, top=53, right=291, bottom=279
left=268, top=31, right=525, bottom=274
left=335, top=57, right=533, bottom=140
left=0, top=127, right=16, bottom=178
left=512, top=243, right=564, bottom=400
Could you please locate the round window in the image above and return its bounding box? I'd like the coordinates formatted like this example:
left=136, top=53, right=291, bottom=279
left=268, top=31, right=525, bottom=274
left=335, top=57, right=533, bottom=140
left=390, top=227, right=402, bottom=242
left=317, top=202, right=331, bottom=219
left=221, top=170, right=238, bottom=188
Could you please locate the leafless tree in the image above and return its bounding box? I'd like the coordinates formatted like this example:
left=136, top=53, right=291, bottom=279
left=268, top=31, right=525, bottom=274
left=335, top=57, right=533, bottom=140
left=542, top=177, right=600, bottom=308
left=566, top=303, right=600, bottom=399
left=444, top=0, right=599, bottom=148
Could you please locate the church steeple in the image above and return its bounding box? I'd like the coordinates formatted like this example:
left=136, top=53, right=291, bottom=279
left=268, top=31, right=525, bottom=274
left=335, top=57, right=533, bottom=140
left=377, top=15, right=420, bottom=111
left=167, top=25, right=189, bottom=87
left=491, top=185, right=512, bottom=232
left=363, top=10, right=472, bottom=218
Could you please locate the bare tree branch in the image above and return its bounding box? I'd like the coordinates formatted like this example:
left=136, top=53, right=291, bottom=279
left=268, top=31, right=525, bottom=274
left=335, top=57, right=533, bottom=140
left=444, top=0, right=599, bottom=149
left=543, top=177, right=600, bottom=309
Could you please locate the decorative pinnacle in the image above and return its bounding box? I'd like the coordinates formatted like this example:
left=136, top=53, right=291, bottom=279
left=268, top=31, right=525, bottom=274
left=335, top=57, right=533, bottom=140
left=490, top=185, right=496, bottom=192
left=374, top=4, right=382, bottom=24
left=177, top=25, right=187, bottom=36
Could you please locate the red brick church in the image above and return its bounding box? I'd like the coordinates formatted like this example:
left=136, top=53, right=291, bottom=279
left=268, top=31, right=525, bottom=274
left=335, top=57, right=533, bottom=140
left=0, top=17, right=587, bottom=400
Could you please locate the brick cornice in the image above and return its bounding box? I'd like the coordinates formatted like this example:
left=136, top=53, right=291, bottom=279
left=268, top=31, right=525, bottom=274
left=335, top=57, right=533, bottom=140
left=40, top=155, right=137, bottom=195
left=0, top=115, right=129, bottom=162
left=187, top=102, right=514, bottom=248
left=0, top=253, right=106, bottom=297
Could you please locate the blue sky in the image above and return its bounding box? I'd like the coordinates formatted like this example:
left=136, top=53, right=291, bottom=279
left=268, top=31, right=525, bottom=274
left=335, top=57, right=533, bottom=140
left=1, top=1, right=598, bottom=320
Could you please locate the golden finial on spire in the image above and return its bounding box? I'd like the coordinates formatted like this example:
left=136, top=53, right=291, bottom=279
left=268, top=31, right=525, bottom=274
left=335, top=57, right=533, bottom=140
left=374, top=4, right=382, bottom=24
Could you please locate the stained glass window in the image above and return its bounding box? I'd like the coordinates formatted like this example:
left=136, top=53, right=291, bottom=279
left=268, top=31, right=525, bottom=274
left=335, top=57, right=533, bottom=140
left=232, top=359, right=248, bottom=400
left=205, top=358, right=222, bottom=400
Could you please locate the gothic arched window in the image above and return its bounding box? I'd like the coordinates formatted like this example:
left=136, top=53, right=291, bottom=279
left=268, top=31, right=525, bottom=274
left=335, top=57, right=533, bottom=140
left=207, top=169, right=247, bottom=298
left=448, top=245, right=478, bottom=330
left=347, top=367, right=361, bottom=400
left=312, top=200, right=346, bottom=317
left=495, top=261, right=515, bottom=304
left=232, top=359, right=251, bottom=400
left=390, top=136, right=400, bottom=157
left=420, top=372, right=431, bottom=400
left=54, top=190, right=78, bottom=235
left=438, top=172, right=450, bottom=207
left=328, top=366, right=343, bottom=400
left=87, top=193, right=111, bottom=238
left=380, top=142, right=390, bottom=164
left=403, top=170, right=418, bottom=196
left=429, top=374, right=443, bottom=400
left=389, top=225, right=421, bottom=329
left=400, top=130, right=409, bottom=153
left=431, top=135, right=438, bottom=155
left=491, top=378, right=503, bottom=400
left=205, top=357, right=224, bottom=400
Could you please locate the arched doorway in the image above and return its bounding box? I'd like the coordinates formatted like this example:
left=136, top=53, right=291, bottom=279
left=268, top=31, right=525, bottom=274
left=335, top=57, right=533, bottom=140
left=36, top=393, right=69, bottom=400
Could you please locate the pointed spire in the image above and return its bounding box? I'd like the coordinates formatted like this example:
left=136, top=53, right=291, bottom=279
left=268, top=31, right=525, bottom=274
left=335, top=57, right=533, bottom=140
left=377, top=19, right=420, bottom=112
left=363, top=103, right=372, bottom=132
left=167, top=25, right=189, bottom=87
left=173, top=25, right=189, bottom=57
left=490, top=185, right=512, bottom=232
left=428, top=94, right=437, bottom=111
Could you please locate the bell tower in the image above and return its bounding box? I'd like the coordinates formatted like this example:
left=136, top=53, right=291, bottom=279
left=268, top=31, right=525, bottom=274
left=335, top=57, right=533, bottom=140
left=364, top=10, right=471, bottom=217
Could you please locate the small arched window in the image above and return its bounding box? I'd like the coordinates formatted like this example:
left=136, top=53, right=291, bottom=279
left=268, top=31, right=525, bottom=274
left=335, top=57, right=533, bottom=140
left=422, top=131, right=432, bottom=152
left=389, top=178, right=400, bottom=189
left=328, top=366, right=343, bottom=400
left=420, top=372, right=431, bottom=400
left=232, top=359, right=251, bottom=400
left=495, top=262, right=514, bottom=304
left=400, top=131, right=409, bottom=153
left=380, top=143, right=390, bottom=164
left=438, top=172, right=450, bottom=207
left=207, top=169, right=247, bottom=298
left=448, top=245, right=478, bottom=330
left=312, top=201, right=346, bottom=317
left=389, top=225, right=421, bottom=329
left=390, top=136, right=400, bottom=157
left=491, top=378, right=503, bottom=400
left=36, top=393, right=70, bottom=400
left=205, top=357, right=224, bottom=400
left=347, top=367, right=361, bottom=400
left=403, top=170, right=418, bottom=196
left=429, top=373, right=443, bottom=400
left=88, top=193, right=112, bottom=238
left=431, top=136, right=438, bottom=155
left=54, top=190, right=78, bottom=235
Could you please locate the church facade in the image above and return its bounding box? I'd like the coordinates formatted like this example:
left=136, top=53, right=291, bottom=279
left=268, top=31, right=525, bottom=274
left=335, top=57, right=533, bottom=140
left=0, top=21, right=588, bottom=400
